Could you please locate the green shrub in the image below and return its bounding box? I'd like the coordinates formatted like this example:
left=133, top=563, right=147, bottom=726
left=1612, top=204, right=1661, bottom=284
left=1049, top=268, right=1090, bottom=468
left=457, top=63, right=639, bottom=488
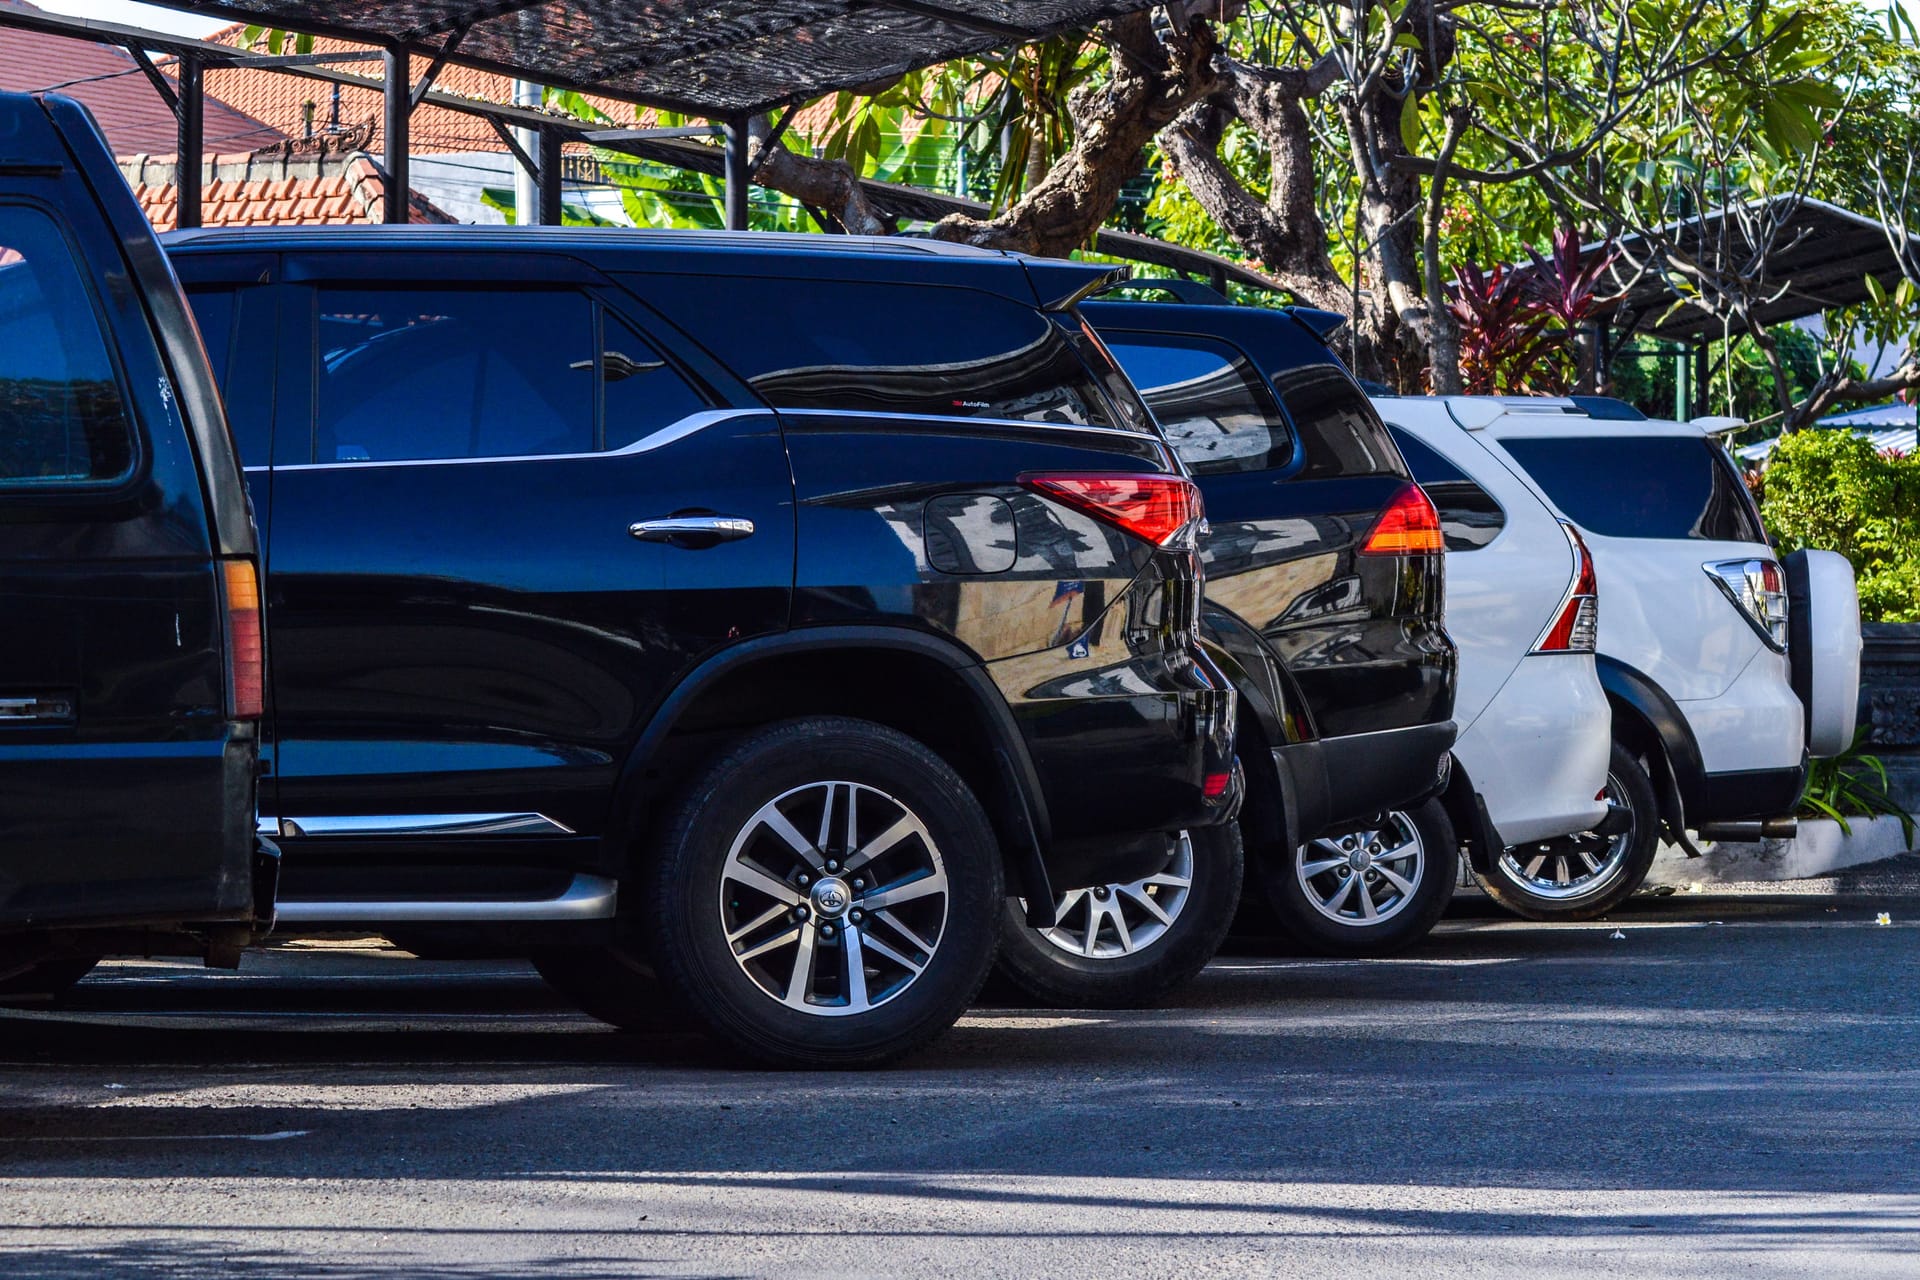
left=1761, top=428, right=1920, bottom=622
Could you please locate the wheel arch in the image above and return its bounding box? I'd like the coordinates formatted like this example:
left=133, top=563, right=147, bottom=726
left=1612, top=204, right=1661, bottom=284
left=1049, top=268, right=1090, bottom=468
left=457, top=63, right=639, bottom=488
left=607, top=626, right=1056, bottom=904
left=1596, top=654, right=1703, bottom=840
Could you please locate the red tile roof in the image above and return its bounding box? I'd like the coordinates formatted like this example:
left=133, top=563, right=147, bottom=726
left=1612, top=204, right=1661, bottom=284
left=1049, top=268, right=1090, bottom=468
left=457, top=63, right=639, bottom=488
left=121, top=147, right=455, bottom=231
left=0, top=1, right=285, bottom=156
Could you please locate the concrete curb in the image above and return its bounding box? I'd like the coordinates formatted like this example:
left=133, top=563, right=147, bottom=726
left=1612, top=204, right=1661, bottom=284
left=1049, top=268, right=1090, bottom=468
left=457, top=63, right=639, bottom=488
left=1646, top=815, right=1917, bottom=886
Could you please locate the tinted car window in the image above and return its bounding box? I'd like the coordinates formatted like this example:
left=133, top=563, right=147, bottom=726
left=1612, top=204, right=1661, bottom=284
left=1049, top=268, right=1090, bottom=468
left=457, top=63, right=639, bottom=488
left=601, top=310, right=710, bottom=450
left=1269, top=362, right=1405, bottom=479
left=313, top=288, right=593, bottom=462
left=1388, top=426, right=1506, bottom=551
left=659, top=276, right=1118, bottom=427
left=1106, top=334, right=1292, bottom=475
left=0, top=206, right=133, bottom=486
left=1498, top=434, right=1766, bottom=542
left=188, top=286, right=234, bottom=389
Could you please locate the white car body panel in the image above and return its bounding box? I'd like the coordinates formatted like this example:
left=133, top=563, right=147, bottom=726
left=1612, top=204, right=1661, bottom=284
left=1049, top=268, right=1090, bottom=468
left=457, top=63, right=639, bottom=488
left=1371, top=398, right=1611, bottom=845
left=1674, top=646, right=1805, bottom=773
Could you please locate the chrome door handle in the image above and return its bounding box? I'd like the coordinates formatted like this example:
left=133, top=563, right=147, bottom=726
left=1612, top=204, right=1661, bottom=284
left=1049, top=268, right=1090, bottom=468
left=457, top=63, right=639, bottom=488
left=628, top=515, right=755, bottom=544
left=0, top=695, right=74, bottom=723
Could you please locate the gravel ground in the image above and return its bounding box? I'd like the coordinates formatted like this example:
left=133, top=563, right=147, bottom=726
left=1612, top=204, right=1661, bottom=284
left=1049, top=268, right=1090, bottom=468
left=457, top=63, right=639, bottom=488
left=0, top=886, right=1915, bottom=1279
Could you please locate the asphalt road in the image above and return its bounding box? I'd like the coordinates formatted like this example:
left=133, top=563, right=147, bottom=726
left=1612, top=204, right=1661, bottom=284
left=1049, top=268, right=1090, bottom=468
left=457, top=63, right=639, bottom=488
left=1, top=891, right=1916, bottom=1279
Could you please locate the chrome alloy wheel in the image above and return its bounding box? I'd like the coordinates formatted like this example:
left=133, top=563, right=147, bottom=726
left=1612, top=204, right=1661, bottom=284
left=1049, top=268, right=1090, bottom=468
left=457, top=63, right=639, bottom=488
left=718, top=780, right=949, bottom=1017
left=1039, top=831, right=1194, bottom=959
left=1297, top=814, right=1425, bottom=926
left=1497, top=769, right=1637, bottom=902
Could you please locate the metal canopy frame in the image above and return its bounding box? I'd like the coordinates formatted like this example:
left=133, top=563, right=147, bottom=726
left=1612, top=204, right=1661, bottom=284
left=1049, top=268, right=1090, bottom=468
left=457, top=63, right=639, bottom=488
left=0, top=1, right=1285, bottom=296
left=9, top=2, right=1151, bottom=230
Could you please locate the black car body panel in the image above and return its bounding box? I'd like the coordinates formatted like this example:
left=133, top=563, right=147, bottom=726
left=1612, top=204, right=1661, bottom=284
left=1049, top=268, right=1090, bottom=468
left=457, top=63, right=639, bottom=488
left=1083, top=297, right=1456, bottom=837
left=0, top=93, right=262, bottom=937
left=166, top=227, right=1236, bottom=920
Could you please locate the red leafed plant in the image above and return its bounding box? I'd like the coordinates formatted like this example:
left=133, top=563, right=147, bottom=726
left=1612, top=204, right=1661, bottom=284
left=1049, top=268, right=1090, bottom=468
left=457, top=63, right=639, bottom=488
left=1447, top=228, right=1619, bottom=395
left=1449, top=261, right=1556, bottom=394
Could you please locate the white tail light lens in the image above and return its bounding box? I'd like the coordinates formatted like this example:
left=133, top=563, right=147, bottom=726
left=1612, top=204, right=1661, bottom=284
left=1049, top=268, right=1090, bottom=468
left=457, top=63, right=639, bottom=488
left=1533, top=521, right=1598, bottom=653
left=1705, top=558, right=1788, bottom=650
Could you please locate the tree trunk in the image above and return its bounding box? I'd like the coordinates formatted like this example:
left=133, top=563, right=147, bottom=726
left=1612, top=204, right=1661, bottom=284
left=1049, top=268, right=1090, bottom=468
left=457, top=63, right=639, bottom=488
left=924, top=12, right=1219, bottom=256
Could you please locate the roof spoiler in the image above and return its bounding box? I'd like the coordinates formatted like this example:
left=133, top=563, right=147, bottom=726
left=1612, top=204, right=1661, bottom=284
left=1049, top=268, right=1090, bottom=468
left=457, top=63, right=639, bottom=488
left=1029, top=261, right=1132, bottom=312
left=1289, top=307, right=1348, bottom=342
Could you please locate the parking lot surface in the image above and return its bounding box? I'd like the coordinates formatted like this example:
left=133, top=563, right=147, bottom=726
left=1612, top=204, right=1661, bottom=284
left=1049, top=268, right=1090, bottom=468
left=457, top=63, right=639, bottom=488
left=2, top=886, right=1917, bottom=1279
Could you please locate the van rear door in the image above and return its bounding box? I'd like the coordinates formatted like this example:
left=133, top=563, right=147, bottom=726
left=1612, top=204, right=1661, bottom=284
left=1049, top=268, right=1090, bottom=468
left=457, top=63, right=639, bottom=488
left=0, top=93, right=262, bottom=933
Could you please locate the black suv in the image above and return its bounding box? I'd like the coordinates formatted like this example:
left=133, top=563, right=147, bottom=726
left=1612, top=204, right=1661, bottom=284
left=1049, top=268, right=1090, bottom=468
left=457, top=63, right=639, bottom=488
left=0, top=93, right=273, bottom=1000
left=1014, top=288, right=1459, bottom=963
left=165, top=227, right=1238, bottom=1066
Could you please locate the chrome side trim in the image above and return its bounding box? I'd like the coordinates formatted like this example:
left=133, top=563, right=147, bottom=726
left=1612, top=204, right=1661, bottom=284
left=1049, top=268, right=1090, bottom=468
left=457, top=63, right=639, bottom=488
left=775, top=406, right=1155, bottom=443
left=242, top=408, right=756, bottom=473
left=271, top=873, right=618, bottom=926
left=267, top=812, right=577, bottom=838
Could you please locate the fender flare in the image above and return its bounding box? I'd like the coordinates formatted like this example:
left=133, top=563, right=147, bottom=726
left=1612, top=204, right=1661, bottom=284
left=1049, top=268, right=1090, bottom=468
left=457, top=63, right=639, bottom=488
left=1595, top=654, right=1704, bottom=840
left=606, top=625, right=1057, bottom=904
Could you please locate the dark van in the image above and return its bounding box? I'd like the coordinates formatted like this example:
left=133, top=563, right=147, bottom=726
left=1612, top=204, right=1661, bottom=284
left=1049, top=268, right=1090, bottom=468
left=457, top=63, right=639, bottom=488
left=0, top=93, right=272, bottom=1002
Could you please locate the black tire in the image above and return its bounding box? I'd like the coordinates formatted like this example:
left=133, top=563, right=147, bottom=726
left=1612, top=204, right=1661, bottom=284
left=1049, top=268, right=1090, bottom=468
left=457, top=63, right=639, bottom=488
left=1262, top=799, right=1456, bottom=956
left=0, top=956, right=100, bottom=1007
left=1476, top=740, right=1661, bottom=922
left=994, top=823, right=1242, bottom=1008
left=531, top=946, right=678, bottom=1032
left=642, top=716, right=1003, bottom=1069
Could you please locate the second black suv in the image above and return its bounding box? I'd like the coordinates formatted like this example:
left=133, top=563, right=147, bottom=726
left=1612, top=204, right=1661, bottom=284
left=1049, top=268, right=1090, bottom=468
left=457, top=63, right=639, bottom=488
left=991, top=288, right=1460, bottom=976
left=166, top=227, right=1237, bottom=1067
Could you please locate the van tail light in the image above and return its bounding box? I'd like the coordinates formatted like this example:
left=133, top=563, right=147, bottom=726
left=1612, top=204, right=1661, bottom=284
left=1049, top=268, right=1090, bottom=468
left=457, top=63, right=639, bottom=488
left=1021, top=473, right=1204, bottom=548
left=1359, top=484, right=1445, bottom=555
left=1706, top=557, right=1789, bottom=650
left=222, top=558, right=264, bottom=719
left=1533, top=520, right=1599, bottom=653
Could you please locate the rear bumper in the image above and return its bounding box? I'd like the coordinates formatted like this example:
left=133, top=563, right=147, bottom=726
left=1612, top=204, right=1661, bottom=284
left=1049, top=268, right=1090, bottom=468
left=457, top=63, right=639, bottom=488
left=1457, top=655, right=1611, bottom=846
left=1696, top=762, right=1809, bottom=824
left=1304, top=719, right=1458, bottom=831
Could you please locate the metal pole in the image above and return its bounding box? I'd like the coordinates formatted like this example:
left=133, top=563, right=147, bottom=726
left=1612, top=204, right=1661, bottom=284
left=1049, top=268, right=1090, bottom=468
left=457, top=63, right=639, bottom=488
left=723, top=115, right=750, bottom=231
left=512, top=79, right=539, bottom=224
left=176, top=55, right=202, bottom=230
left=382, top=45, right=409, bottom=224
left=1694, top=340, right=1710, bottom=419
left=537, top=127, right=562, bottom=225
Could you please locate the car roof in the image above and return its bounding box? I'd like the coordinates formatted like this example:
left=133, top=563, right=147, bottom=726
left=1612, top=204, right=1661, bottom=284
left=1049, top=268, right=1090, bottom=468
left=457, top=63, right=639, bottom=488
left=162, top=225, right=1008, bottom=260
left=1372, top=394, right=1735, bottom=439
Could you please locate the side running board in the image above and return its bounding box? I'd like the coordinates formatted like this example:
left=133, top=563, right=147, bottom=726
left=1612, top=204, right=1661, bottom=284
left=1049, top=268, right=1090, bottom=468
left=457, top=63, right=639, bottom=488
left=270, top=873, right=618, bottom=926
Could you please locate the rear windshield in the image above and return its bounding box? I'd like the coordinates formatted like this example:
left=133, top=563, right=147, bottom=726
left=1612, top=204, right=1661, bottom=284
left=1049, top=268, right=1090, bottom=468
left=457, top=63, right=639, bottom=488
left=0, top=205, right=135, bottom=488
left=1497, top=434, right=1765, bottom=542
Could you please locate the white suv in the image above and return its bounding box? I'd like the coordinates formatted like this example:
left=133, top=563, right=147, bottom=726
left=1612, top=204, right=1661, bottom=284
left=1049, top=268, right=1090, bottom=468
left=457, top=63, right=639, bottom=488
left=1379, top=395, right=1862, bottom=918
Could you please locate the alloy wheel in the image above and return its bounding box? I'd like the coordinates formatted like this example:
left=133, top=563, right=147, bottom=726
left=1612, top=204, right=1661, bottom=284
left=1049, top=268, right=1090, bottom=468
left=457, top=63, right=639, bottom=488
left=718, top=780, right=949, bottom=1017
left=1039, top=831, right=1194, bottom=959
left=1297, top=814, right=1425, bottom=926
left=1497, top=770, right=1637, bottom=901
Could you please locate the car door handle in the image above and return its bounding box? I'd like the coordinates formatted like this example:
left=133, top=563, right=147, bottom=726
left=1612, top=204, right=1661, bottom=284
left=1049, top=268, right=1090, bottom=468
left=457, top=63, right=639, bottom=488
left=628, top=515, right=755, bottom=545
left=0, top=695, right=74, bottom=724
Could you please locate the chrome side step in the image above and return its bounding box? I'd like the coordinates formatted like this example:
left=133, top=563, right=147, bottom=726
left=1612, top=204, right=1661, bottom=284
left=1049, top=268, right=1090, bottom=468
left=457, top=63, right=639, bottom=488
left=270, top=873, right=618, bottom=926
left=259, top=812, right=576, bottom=838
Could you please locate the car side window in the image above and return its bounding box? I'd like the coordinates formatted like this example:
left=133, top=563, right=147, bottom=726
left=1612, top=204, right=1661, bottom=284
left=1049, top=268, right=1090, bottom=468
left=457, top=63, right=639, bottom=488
left=654, top=275, right=1118, bottom=428
left=1387, top=425, right=1507, bottom=551
left=312, top=287, right=594, bottom=462
left=601, top=310, right=711, bottom=450
left=1104, top=334, right=1293, bottom=475
left=0, top=206, right=134, bottom=488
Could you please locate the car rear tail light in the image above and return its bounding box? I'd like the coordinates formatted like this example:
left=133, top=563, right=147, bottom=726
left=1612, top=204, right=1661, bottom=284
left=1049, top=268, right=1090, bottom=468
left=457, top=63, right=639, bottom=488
left=1021, top=473, right=1204, bottom=548
left=1533, top=520, right=1598, bottom=653
left=1706, top=557, right=1789, bottom=650
left=222, top=558, right=264, bottom=719
left=1359, top=484, right=1445, bottom=555
left=1202, top=771, right=1233, bottom=799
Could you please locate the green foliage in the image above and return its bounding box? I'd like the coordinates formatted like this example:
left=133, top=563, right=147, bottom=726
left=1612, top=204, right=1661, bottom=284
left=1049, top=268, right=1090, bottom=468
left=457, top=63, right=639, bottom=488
left=1761, top=427, right=1920, bottom=622
left=1607, top=325, right=1855, bottom=423
left=241, top=26, right=314, bottom=56
left=1799, top=727, right=1915, bottom=842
